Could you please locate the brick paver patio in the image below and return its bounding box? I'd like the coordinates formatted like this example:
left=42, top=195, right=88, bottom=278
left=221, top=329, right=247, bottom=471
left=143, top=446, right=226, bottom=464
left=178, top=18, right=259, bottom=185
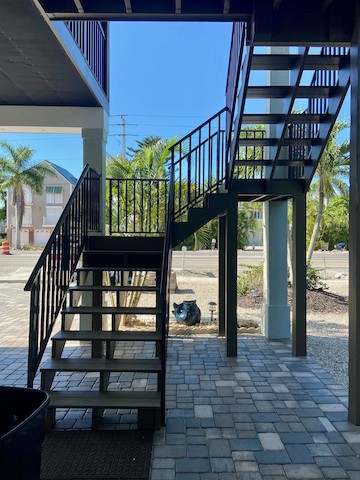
left=1, top=283, right=360, bottom=479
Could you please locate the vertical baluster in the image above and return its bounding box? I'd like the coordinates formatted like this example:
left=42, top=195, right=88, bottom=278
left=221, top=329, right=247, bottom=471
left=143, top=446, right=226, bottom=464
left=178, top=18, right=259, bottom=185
left=141, top=179, right=144, bottom=232
left=187, top=154, right=191, bottom=207
left=156, top=180, right=160, bottom=233
left=45, top=253, right=51, bottom=334
left=208, top=121, right=212, bottom=191
left=179, top=143, right=182, bottom=214
left=133, top=179, right=136, bottom=233
left=198, top=130, right=201, bottom=199
left=149, top=180, right=152, bottom=232
left=189, top=136, right=192, bottom=203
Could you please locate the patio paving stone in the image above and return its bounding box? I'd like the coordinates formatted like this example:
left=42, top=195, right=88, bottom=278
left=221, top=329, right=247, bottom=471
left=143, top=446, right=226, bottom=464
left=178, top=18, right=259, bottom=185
left=3, top=283, right=360, bottom=479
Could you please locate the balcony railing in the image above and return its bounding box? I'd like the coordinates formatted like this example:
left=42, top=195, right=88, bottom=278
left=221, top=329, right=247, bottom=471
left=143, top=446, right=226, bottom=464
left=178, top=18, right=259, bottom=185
left=65, top=21, right=108, bottom=95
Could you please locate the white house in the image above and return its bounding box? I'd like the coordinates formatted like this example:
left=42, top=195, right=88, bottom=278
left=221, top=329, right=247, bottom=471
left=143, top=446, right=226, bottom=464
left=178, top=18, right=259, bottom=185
left=7, top=161, right=77, bottom=247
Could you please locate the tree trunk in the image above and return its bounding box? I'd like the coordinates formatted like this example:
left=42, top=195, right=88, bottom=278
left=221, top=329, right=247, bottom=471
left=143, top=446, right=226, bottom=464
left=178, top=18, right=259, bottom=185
left=306, top=178, right=324, bottom=264
left=15, top=199, right=22, bottom=250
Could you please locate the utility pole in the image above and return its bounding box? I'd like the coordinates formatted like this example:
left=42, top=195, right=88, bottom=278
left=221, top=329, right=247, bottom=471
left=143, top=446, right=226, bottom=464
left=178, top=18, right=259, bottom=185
left=121, top=115, right=126, bottom=157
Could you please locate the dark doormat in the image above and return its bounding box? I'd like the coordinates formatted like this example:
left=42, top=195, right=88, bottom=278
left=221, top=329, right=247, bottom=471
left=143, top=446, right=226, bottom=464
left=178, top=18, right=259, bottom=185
left=41, top=430, right=153, bottom=480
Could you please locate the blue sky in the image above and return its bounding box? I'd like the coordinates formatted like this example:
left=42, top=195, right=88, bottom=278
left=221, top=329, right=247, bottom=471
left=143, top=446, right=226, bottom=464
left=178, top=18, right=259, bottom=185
left=0, top=23, right=350, bottom=178
left=0, top=22, right=232, bottom=179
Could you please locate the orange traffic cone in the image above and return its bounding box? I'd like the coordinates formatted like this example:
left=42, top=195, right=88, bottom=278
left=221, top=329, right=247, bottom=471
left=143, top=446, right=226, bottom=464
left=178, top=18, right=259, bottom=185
left=1, top=240, right=10, bottom=255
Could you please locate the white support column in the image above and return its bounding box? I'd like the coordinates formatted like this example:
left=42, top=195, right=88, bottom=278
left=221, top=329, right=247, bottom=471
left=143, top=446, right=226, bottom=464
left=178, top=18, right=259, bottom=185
left=263, top=201, right=290, bottom=339
left=262, top=47, right=291, bottom=340
left=82, top=127, right=107, bottom=234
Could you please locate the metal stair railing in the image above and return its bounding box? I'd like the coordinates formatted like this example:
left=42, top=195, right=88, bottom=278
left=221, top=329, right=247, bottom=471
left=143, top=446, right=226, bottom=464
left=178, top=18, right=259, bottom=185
left=226, top=21, right=248, bottom=148
left=226, top=21, right=253, bottom=188
left=288, top=46, right=350, bottom=182
left=25, top=165, right=100, bottom=387
left=169, top=107, right=228, bottom=221
left=107, top=178, right=169, bottom=235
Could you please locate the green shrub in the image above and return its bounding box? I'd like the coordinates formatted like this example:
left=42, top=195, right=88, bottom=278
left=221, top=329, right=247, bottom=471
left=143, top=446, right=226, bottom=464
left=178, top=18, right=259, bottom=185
left=237, top=263, right=263, bottom=295
left=306, top=264, right=326, bottom=290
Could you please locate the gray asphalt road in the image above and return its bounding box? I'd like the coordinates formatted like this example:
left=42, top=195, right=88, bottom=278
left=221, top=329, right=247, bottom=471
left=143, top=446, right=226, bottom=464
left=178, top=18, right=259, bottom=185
left=172, top=249, right=349, bottom=273
left=0, top=249, right=349, bottom=274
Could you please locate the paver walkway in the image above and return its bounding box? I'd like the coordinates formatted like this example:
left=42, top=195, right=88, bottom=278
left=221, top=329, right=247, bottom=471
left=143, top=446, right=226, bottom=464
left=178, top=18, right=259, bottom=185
left=1, top=284, right=360, bottom=479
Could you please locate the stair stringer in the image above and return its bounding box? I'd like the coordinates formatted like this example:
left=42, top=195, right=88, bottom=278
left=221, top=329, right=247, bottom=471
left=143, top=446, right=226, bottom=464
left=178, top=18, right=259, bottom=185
left=172, top=192, right=236, bottom=247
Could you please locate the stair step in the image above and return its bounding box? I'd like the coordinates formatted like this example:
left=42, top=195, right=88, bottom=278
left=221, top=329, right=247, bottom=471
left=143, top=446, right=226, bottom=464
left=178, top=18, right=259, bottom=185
left=237, top=137, right=318, bottom=147
left=88, top=236, right=164, bottom=252
left=41, top=358, right=161, bottom=373
left=48, top=390, right=161, bottom=409
left=77, top=266, right=161, bottom=272
left=251, top=54, right=343, bottom=71
left=84, top=250, right=162, bottom=255
left=52, top=331, right=162, bottom=342
left=62, top=306, right=161, bottom=315
left=242, top=113, right=328, bottom=124
left=83, top=250, right=162, bottom=269
left=69, top=285, right=160, bottom=293
left=247, top=85, right=332, bottom=99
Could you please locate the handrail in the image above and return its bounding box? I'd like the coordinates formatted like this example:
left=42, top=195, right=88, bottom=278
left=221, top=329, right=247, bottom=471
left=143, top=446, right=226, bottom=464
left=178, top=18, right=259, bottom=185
left=107, top=178, right=169, bottom=235
left=169, top=108, right=227, bottom=219
left=25, top=165, right=100, bottom=387
left=225, top=22, right=248, bottom=147
left=159, top=166, right=174, bottom=425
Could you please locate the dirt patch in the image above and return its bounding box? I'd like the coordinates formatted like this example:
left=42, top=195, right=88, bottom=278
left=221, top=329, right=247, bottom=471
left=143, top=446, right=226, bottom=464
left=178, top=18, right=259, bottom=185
left=238, top=288, right=348, bottom=314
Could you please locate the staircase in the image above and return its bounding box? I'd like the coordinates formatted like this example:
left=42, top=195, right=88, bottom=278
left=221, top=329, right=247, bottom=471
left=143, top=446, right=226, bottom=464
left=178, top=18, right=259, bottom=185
left=26, top=24, right=351, bottom=432
left=40, top=236, right=165, bottom=429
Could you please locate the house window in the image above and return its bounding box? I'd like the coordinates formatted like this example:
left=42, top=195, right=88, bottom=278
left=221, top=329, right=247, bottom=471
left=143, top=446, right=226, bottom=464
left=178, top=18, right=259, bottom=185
left=22, top=206, right=32, bottom=226
left=44, top=206, right=62, bottom=226
left=23, top=186, right=32, bottom=204
left=46, top=186, right=63, bottom=204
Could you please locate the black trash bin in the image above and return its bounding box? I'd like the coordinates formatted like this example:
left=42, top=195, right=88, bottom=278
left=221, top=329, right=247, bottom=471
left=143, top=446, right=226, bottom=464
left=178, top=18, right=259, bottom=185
left=0, top=386, right=49, bottom=480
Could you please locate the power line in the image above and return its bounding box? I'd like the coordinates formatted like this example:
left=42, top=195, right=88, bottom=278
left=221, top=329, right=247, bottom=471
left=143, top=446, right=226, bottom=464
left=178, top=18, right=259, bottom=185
left=110, top=113, right=207, bottom=119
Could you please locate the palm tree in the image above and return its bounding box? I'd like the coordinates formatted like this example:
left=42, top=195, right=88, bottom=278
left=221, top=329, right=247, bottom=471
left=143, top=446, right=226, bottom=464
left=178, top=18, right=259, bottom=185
left=306, top=120, right=350, bottom=263
left=107, top=136, right=176, bottom=233
left=0, top=142, right=54, bottom=249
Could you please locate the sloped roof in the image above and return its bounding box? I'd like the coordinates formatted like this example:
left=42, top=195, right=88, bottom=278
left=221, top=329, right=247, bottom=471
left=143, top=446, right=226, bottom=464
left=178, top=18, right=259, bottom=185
left=47, top=161, right=78, bottom=186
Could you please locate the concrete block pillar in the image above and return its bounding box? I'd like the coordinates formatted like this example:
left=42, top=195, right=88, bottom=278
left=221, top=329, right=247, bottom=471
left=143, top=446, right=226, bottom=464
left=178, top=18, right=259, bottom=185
left=263, top=201, right=290, bottom=340
left=82, top=127, right=107, bottom=234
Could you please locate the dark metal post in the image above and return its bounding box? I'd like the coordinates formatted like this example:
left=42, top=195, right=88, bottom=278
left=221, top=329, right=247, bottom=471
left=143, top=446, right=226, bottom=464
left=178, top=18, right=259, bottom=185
left=218, top=214, right=226, bottom=336
left=349, top=7, right=360, bottom=424
left=225, top=198, right=238, bottom=357
left=292, top=194, right=307, bottom=356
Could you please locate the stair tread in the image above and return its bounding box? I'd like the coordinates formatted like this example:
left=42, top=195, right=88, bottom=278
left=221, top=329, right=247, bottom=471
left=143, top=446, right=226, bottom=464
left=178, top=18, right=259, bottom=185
left=69, top=285, right=160, bottom=292
left=84, top=250, right=162, bottom=255
left=242, top=113, right=327, bottom=124
left=77, top=266, right=161, bottom=271
left=41, top=358, right=161, bottom=372
left=247, top=85, right=332, bottom=99
left=62, top=306, right=161, bottom=314
left=49, top=390, right=161, bottom=409
left=52, top=330, right=162, bottom=342
left=237, top=137, right=317, bottom=146
left=251, top=53, right=343, bottom=70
